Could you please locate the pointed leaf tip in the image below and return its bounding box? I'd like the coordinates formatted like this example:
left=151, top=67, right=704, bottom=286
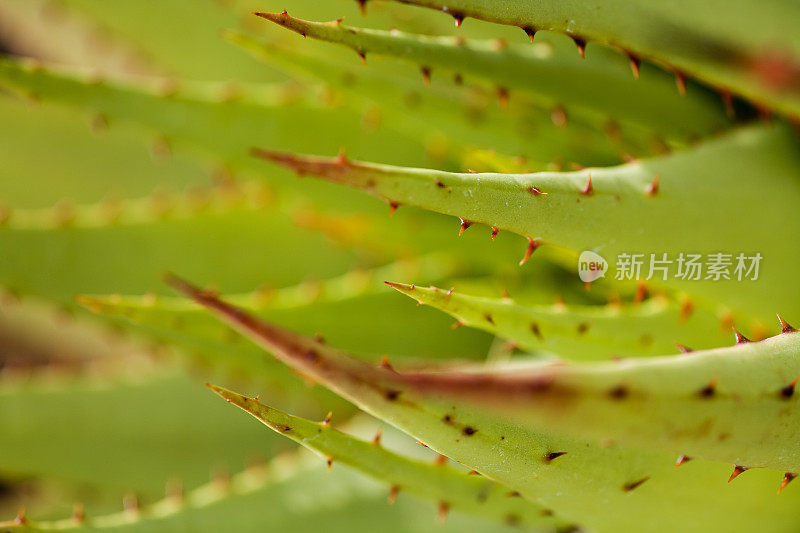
left=206, top=382, right=245, bottom=405
left=385, top=281, right=414, bottom=293
left=254, top=11, right=287, bottom=22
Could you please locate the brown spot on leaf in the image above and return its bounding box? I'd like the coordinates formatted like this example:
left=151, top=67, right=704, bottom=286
left=698, top=378, right=718, bottom=398
left=780, top=378, right=798, bottom=399
left=623, top=477, right=649, bottom=491
left=544, top=451, right=567, bottom=463
left=609, top=385, right=629, bottom=400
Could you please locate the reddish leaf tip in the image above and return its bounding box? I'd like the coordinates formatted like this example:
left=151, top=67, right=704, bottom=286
left=384, top=280, right=413, bottom=292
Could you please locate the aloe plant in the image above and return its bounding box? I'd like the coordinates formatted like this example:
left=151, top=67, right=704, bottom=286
left=1, top=1, right=799, bottom=532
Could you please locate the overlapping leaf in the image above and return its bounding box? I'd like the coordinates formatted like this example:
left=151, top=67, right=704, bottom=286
left=254, top=124, right=800, bottom=332
left=386, top=283, right=732, bottom=359
left=169, top=278, right=800, bottom=533
left=255, top=11, right=733, bottom=141
left=377, top=0, right=800, bottom=119
left=208, top=384, right=568, bottom=531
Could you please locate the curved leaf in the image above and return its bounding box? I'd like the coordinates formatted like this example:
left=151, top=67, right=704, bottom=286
left=254, top=12, right=732, bottom=141
left=377, top=0, right=800, bottom=119
left=208, top=384, right=568, bottom=531
left=386, top=282, right=732, bottom=359
left=253, top=124, right=800, bottom=329
left=168, top=276, right=800, bottom=533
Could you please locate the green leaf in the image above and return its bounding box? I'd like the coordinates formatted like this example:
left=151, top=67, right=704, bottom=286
left=0, top=182, right=361, bottom=301
left=228, top=29, right=645, bottom=168
left=207, top=384, right=568, bottom=531
left=253, top=12, right=732, bottom=141
left=0, top=95, right=209, bottom=208
left=0, top=371, right=287, bottom=496
left=170, top=278, right=800, bottom=533
left=75, top=254, right=495, bottom=362
left=377, top=0, right=800, bottom=119
left=385, top=282, right=732, bottom=359
left=0, top=441, right=521, bottom=532
left=0, top=57, right=431, bottom=208
left=252, top=124, right=800, bottom=329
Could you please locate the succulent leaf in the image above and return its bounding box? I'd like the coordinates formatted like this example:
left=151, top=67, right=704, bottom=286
left=228, top=29, right=647, bottom=167
left=255, top=12, right=732, bottom=140
left=386, top=282, right=732, bottom=359
left=0, top=441, right=511, bottom=532
left=169, top=276, right=800, bottom=533
left=75, top=254, right=495, bottom=364
left=377, top=0, right=800, bottom=119
left=0, top=371, right=287, bottom=495
left=0, top=57, right=430, bottom=202
left=207, top=384, right=567, bottom=531
left=253, top=124, right=800, bottom=327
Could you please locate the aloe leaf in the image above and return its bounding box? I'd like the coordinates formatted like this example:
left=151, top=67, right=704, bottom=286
left=254, top=12, right=732, bottom=141
left=0, top=443, right=516, bottom=533
left=0, top=371, right=291, bottom=496
left=170, top=276, right=800, bottom=470
left=253, top=123, right=800, bottom=329
left=0, top=182, right=362, bottom=301
left=0, top=96, right=210, bottom=208
left=0, top=57, right=431, bottom=206
left=207, top=384, right=567, bottom=531
left=76, top=254, right=494, bottom=362
left=30, top=0, right=462, bottom=81
left=386, top=282, right=732, bottom=359
left=79, top=254, right=463, bottom=314
left=228, top=29, right=652, bottom=167
left=170, top=278, right=800, bottom=533
left=377, top=0, right=800, bottom=119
